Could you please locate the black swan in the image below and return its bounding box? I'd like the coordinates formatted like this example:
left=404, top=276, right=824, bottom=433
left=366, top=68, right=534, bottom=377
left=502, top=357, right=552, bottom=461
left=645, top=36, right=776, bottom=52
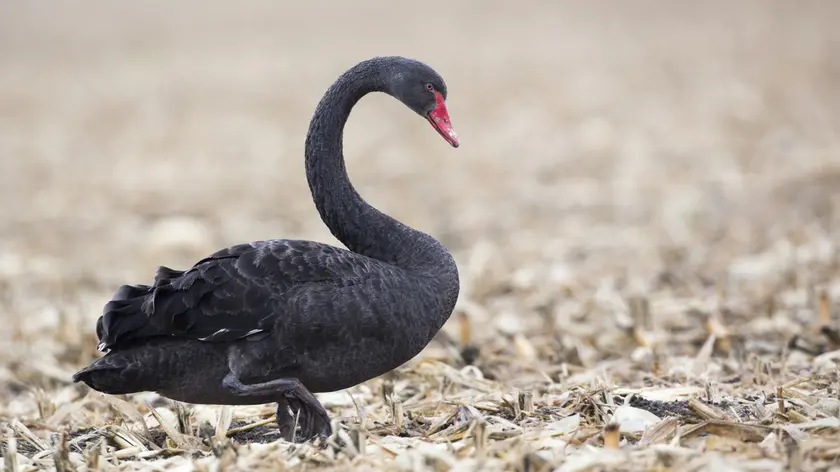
left=72, top=56, right=461, bottom=442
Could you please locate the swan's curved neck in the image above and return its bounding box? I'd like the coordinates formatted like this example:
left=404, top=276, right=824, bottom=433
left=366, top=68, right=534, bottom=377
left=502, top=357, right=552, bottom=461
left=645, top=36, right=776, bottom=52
left=303, top=59, right=455, bottom=275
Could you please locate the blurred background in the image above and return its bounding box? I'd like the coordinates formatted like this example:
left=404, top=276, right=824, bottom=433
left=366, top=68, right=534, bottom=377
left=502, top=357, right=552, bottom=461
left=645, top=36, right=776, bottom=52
left=1, top=0, right=839, bottom=428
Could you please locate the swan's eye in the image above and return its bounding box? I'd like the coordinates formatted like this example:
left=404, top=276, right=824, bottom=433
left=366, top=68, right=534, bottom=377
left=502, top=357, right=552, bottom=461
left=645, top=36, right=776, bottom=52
left=425, top=83, right=434, bottom=92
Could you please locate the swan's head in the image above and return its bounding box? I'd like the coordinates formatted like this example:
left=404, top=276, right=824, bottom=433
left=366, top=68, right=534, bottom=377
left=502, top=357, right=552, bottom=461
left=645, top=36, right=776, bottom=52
left=383, top=58, right=460, bottom=148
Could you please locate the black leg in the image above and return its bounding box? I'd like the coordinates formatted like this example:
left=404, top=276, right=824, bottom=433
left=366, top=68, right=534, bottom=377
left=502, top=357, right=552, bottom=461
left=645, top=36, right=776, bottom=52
left=222, top=372, right=299, bottom=396
left=223, top=373, right=332, bottom=441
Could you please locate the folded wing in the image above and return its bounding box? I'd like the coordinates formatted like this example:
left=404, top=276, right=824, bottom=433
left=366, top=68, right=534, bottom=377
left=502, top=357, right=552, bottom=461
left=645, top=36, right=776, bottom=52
left=96, top=239, right=377, bottom=352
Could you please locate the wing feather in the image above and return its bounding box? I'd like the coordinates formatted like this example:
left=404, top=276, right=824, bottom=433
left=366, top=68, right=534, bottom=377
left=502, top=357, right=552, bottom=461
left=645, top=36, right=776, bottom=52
left=96, top=239, right=380, bottom=351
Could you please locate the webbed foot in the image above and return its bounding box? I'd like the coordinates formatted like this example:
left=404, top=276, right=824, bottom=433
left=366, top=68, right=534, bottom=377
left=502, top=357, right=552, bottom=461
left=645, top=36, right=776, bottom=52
left=223, top=372, right=332, bottom=443
left=277, top=397, right=333, bottom=443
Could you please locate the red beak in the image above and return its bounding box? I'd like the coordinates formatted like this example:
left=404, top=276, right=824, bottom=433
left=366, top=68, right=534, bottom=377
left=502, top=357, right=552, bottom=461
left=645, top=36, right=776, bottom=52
left=426, top=91, right=459, bottom=148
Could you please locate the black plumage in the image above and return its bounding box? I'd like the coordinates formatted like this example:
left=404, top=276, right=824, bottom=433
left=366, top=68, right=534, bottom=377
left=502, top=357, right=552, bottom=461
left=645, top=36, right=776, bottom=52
left=72, top=56, right=461, bottom=442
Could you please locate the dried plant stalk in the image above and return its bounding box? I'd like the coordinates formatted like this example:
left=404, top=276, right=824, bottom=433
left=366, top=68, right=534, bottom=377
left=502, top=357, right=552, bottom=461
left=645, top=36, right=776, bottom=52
left=225, top=416, right=277, bottom=437
left=10, top=419, right=47, bottom=453
left=817, top=289, right=831, bottom=327
left=519, top=390, right=534, bottom=415
left=392, top=400, right=405, bottom=434
left=425, top=408, right=458, bottom=437
left=105, top=426, right=147, bottom=451
left=705, top=315, right=731, bottom=352
left=682, top=421, right=770, bottom=443
left=776, top=387, right=787, bottom=415
left=350, top=426, right=366, bottom=456
left=603, top=423, right=620, bottom=449
left=84, top=439, right=102, bottom=470
left=174, top=402, right=194, bottom=436
left=639, top=417, right=680, bottom=446
left=458, top=310, right=472, bottom=347
left=147, top=404, right=189, bottom=449
left=52, top=430, right=70, bottom=472
left=473, top=418, right=488, bottom=459
left=4, top=432, right=19, bottom=472
left=688, top=398, right=730, bottom=421
left=35, top=389, right=56, bottom=420
left=214, top=406, right=233, bottom=440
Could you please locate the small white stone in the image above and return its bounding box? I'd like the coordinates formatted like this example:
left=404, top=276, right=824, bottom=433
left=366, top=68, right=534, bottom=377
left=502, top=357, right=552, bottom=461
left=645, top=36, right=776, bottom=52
left=631, top=346, right=654, bottom=367
left=546, top=414, right=580, bottom=434
left=494, top=311, right=525, bottom=336
left=612, top=405, right=662, bottom=433
left=813, top=398, right=840, bottom=417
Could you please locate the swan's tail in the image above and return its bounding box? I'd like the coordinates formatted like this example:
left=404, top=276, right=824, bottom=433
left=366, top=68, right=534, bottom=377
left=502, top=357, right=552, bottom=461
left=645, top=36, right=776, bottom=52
left=72, top=348, right=156, bottom=395
left=72, top=336, right=232, bottom=401
left=72, top=333, right=189, bottom=395
left=96, top=278, right=171, bottom=351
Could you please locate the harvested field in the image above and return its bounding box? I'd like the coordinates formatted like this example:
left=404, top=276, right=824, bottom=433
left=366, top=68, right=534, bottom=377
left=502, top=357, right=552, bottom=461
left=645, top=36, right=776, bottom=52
left=2, top=1, right=840, bottom=470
